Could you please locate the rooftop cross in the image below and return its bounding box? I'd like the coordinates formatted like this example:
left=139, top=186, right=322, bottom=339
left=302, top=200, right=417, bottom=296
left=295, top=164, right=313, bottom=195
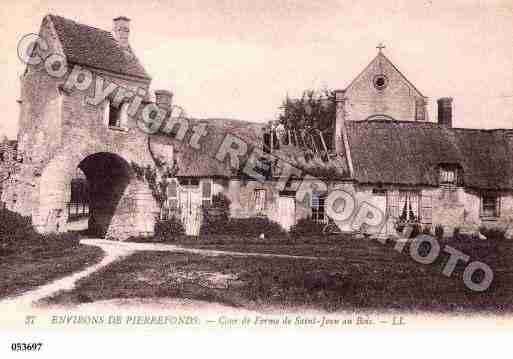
left=376, top=42, right=386, bottom=52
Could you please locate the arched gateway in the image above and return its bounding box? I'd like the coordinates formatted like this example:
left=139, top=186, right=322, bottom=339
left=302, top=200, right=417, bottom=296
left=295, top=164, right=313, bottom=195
left=1, top=14, right=168, bottom=240
left=28, top=146, right=159, bottom=240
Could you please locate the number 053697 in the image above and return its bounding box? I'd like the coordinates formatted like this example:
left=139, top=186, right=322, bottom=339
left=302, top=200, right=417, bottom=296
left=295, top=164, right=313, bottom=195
left=11, top=343, right=43, bottom=351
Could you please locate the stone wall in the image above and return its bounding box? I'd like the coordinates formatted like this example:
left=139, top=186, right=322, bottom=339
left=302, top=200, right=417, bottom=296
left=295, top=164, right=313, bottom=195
left=344, top=54, right=426, bottom=123
left=3, top=16, right=160, bottom=240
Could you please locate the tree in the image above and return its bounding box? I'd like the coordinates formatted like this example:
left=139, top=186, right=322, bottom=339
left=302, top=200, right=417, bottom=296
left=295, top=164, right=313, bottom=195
left=271, top=89, right=336, bottom=152
left=278, top=89, right=336, bottom=132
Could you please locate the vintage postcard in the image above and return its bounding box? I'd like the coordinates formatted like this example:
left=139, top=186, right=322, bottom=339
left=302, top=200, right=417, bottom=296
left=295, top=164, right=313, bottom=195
left=0, top=0, right=512, bottom=356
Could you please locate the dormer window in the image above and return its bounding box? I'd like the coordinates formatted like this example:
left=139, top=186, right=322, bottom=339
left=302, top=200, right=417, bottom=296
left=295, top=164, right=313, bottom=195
left=439, top=165, right=459, bottom=186
left=481, top=194, right=500, bottom=219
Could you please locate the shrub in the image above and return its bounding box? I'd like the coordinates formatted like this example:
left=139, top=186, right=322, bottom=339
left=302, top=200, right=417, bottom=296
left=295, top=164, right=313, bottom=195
left=409, top=223, right=421, bottom=239
left=290, top=217, right=324, bottom=238
left=200, top=214, right=228, bottom=236
left=210, top=193, right=231, bottom=217
left=226, top=217, right=286, bottom=239
left=154, top=217, right=185, bottom=242
left=435, top=224, right=444, bottom=239
left=200, top=193, right=232, bottom=236
left=479, top=226, right=506, bottom=240
left=0, top=206, right=38, bottom=242
left=453, top=227, right=461, bottom=240
left=422, top=225, right=432, bottom=235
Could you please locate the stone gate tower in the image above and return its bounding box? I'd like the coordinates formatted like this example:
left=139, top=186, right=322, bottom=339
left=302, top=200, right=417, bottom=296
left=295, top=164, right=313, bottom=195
left=2, top=14, right=170, bottom=239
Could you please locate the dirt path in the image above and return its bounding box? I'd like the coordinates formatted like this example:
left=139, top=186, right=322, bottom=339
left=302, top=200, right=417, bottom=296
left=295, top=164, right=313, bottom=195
left=0, top=242, right=133, bottom=310
left=82, top=238, right=327, bottom=260
left=0, top=238, right=326, bottom=309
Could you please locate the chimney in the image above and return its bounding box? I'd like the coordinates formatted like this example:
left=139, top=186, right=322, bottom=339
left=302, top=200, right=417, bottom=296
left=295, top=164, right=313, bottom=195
left=334, top=89, right=346, bottom=153
left=113, top=16, right=130, bottom=49
left=155, top=90, right=173, bottom=110
left=437, top=97, right=453, bottom=127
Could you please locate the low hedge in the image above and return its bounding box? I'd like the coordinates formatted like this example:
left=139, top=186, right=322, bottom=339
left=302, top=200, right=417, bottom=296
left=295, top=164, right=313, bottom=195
left=289, top=217, right=324, bottom=238
left=154, top=217, right=185, bottom=241
left=200, top=216, right=286, bottom=239
left=0, top=206, right=38, bottom=242
left=479, top=226, right=507, bottom=240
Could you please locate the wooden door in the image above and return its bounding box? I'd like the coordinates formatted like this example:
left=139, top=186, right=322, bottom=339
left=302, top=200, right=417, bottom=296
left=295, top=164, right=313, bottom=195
left=179, top=187, right=202, bottom=236
left=278, top=195, right=296, bottom=231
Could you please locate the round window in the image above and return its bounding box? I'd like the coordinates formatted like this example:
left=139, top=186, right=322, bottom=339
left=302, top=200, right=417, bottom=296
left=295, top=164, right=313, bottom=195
left=373, top=74, right=388, bottom=90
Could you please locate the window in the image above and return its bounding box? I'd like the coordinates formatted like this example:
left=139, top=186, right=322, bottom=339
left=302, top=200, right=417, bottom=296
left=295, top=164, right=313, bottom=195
left=398, top=190, right=420, bottom=221
left=253, top=189, right=266, bottom=214
left=372, top=188, right=386, bottom=196
left=202, top=180, right=212, bottom=207
left=108, top=104, right=121, bottom=127
left=420, top=194, right=432, bottom=224
left=162, top=179, right=178, bottom=220
left=179, top=178, right=199, bottom=186
left=311, top=192, right=327, bottom=223
left=373, top=74, right=388, bottom=90
left=105, top=101, right=128, bottom=130
left=481, top=194, right=500, bottom=218
left=439, top=167, right=458, bottom=186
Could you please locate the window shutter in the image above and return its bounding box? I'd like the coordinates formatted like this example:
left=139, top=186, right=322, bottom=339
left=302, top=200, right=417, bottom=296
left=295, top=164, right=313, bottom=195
left=202, top=180, right=212, bottom=207
left=387, top=191, right=399, bottom=218
left=167, top=179, right=177, bottom=198
left=254, top=189, right=266, bottom=213
left=421, top=194, right=432, bottom=223
left=167, top=179, right=179, bottom=211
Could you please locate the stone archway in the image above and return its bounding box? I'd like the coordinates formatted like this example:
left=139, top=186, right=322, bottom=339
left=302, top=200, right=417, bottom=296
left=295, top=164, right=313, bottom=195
left=78, top=152, right=132, bottom=238
left=35, top=147, right=159, bottom=240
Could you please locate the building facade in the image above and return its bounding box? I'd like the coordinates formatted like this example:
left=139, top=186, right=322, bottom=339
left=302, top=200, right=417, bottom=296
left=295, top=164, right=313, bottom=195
left=2, top=14, right=512, bottom=239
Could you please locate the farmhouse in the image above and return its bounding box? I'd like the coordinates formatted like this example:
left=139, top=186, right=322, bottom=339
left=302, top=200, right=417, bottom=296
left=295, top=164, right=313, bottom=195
left=1, top=14, right=511, bottom=239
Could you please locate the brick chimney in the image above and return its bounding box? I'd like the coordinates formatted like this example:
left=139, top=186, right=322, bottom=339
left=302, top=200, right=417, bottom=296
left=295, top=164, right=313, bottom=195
left=155, top=90, right=173, bottom=110
left=113, top=16, right=130, bottom=49
left=437, top=97, right=453, bottom=127
left=334, top=89, right=346, bottom=153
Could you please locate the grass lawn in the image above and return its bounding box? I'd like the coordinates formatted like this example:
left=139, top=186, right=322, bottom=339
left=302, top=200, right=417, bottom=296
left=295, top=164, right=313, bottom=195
left=131, top=234, right=363, bottom=258
left=45, top=236, right=513, bottom=313
left=0, top=236, right=105, bottom=298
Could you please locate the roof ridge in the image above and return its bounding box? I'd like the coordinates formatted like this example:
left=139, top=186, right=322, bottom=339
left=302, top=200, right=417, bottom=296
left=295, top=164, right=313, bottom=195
left=47, top=14, right=112, bottom=35
left=349, top=119, right=513, bottom=132
left=44, top=14, right=151, bottom=80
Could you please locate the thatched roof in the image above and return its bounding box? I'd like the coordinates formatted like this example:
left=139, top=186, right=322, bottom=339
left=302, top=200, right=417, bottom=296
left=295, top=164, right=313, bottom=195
left=150, top=118, right=262, bottom=178
left=345, top=120, right=513, bottom=190
left=150, top=118, right=350, bottom=179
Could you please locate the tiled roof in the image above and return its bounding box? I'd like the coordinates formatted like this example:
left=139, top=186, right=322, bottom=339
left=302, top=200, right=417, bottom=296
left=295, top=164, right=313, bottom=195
left=47, top=14, right=151, bottom=80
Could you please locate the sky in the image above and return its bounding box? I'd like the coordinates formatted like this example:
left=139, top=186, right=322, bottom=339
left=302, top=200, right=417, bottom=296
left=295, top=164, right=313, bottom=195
left=0, top=0, right=511, bottom=139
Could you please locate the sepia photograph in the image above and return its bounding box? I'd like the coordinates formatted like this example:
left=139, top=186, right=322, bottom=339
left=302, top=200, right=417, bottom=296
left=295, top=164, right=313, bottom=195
left=0, top=0, right=512, bottom=357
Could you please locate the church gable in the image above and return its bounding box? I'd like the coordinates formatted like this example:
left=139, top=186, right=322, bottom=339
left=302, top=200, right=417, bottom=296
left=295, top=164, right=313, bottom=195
left=344, top=50, right=427, bottom=122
